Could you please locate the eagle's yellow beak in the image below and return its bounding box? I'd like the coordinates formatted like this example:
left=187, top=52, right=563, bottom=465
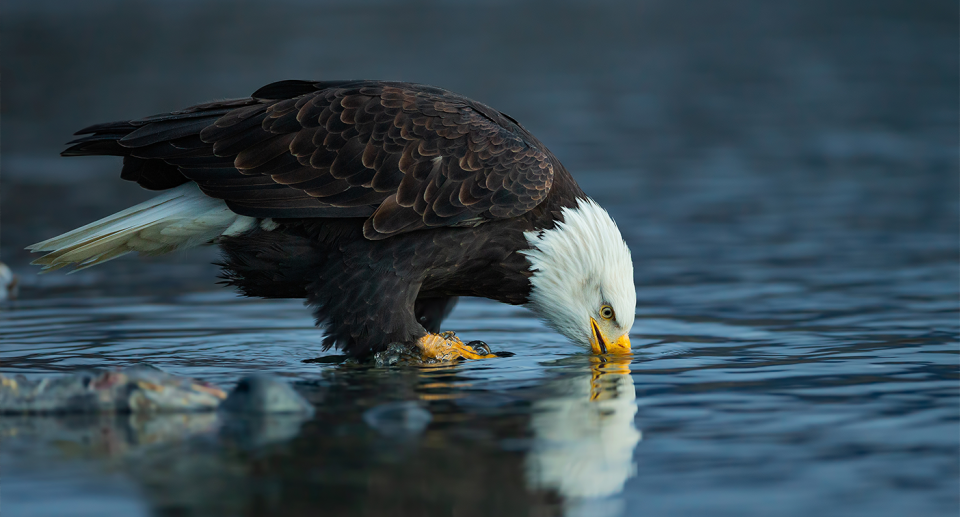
left=589, top=318, right=631, bottom=355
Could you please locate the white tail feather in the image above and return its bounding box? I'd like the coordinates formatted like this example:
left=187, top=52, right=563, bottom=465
left=28, top=183, right=257, bottom=272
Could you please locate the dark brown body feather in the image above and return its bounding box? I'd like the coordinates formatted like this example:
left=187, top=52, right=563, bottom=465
left=63, top=80, right=585, bottom=357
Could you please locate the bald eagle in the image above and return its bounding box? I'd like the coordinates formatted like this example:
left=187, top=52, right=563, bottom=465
left=29, top=80, right=635, bottom=361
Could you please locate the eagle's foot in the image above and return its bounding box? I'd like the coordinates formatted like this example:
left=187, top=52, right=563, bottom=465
left=416, top=333, right=498, bottom=362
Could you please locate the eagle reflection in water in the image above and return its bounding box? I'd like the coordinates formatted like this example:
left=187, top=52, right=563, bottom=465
left=526, top=357, right=641, bottom=513
left=1, top=358, right=642, bottom=514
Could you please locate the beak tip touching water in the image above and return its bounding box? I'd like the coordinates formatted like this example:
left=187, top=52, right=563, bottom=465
left=589, top=318, right=632, bottom=355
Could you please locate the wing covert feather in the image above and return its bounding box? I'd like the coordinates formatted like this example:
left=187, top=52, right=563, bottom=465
left=63, top=80, right=557, bottom=239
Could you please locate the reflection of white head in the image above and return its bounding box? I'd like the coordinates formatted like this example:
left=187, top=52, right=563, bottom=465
left=525, top=369, right=641, bottom=501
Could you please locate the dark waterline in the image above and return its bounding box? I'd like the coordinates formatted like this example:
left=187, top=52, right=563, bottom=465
left=1, top=1, right=957, bottom=516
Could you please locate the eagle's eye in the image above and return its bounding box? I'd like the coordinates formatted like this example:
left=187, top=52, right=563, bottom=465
left=600, top=304, right=614, bottom=320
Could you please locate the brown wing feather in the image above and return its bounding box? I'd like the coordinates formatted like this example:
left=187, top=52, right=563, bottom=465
left=63, top=80, right=557, bottom=239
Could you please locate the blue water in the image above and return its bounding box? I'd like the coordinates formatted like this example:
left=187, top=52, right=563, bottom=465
left=1, top=1, right=957, bottom=515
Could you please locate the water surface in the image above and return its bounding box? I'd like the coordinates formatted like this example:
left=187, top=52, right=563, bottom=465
left=1, top=1, right=957, bottom=515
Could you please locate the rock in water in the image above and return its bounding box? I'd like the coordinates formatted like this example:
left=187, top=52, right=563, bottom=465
left=362, top=401, right=432, bottom=437
left=0, top=365, right=226, bottom=414
left=220, top=375, right=315, bottom=415
left=0, top=365, right=315, bottom=417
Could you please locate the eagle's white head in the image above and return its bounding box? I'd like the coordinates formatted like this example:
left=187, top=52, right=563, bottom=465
left=522, top=199, right=636, bottom=354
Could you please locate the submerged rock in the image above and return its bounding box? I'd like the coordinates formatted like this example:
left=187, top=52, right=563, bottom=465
left=363, top=401, right=432, bottom=437
left=0, top=371, right=317, bottom=463
left=0, top=365, right=226, bottom=414
left=0, top=365, right=313, bottom=415
left=220, top=375, right=314, bottom=415
left=220, top=375, right=316, bottom=448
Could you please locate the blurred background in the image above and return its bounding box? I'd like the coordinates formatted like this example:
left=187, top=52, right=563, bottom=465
left=1, top=1, right=957, bottom=516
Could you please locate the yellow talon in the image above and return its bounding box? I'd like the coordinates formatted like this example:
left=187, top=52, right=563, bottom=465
left=416, top=333, right=498, bottom=362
